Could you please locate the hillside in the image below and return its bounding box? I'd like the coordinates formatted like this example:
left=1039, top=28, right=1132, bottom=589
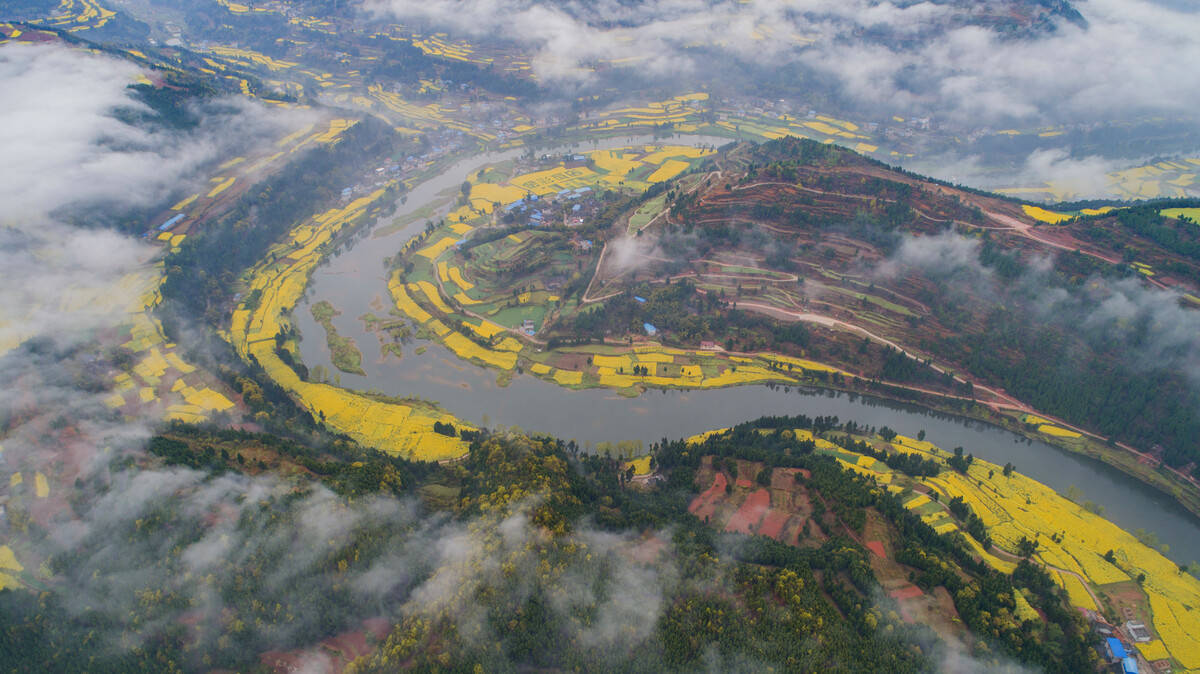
left=561, top=137, right=1200, bottom=482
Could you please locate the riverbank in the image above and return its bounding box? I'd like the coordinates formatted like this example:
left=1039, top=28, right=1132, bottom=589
left=703, top=425, right=1200, bottom=671
left=242, top=133, right=1200, bottom=569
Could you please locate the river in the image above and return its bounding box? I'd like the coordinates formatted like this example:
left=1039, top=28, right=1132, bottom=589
left=292, top=134, right=1200, bottom=566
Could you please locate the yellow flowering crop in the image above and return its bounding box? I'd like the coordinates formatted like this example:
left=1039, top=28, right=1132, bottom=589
left=1037, top=424, right=1081, bottom=438
left=646, top=159, right=689, bottom=183
left=1021, top=204, right=1072, bottom=224
left=552, top=369, right=583, bottom=386
left=207, top=177, right=236, bottom=198
left=417, top=236, right=458, bottom=259
left=1137, top=640, right=1170, bottom=661
left=448, top=267, right=474, bottom=290
left=413, top=281, right=454, bottom=315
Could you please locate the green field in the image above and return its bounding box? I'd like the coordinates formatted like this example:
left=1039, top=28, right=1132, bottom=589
left=628, top=193, right=668, bottom=233
left=1161, top=207, right=1200, bottom=223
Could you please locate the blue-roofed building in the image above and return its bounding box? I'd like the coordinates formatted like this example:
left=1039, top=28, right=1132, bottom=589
left=157, top=213, right=186, bottom=231
left=572, top=204, right=581, bottom=212
left=1121, top=656, right=1138, bottom=674
left=634, top=296, right=647, bottom=303
left=643, top=323, right=657, bottom=336
left=1106, top=637, right=1126, bottom=660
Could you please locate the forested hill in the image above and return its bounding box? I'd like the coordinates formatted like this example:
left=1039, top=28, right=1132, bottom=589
left=632, top=136, right=1200, bottom=477
left=0, top=417, right=1098, bottom=671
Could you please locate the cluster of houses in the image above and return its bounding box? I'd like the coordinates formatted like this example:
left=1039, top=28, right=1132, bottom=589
left=1089, top=610, right=1171, bottom=674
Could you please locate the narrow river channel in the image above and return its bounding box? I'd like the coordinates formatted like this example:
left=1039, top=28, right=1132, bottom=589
left=292, top=134, right=1200, bottom=565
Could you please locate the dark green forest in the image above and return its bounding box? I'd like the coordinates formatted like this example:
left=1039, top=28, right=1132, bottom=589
left=1, top=416, right=1099, bottom=672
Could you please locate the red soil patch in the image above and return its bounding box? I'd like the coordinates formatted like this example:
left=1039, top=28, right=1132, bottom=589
left=865, top=540, right=887, bottom=558
left=322, top=631, right=370, bottom=660
left=725, top=488, right=770, bottom=534
left=770, top=467, right=802, bottom=490
left=17, top=30, right=58, bottom=43
left=630, top=535, right=667, bottom=564
left=889, top=585, right=924, bottom=600
left=260, top=651, right=306, bottom=672
left=757, top=510, right=791, bottom=540
left=688, top=472, right=727, bottom=520
left=364, top=617, right=391, bottom=640
left=735, top=477, right=755, bottom=489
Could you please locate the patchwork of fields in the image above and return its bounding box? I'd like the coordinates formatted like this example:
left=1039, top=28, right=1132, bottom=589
left=687, top=427, right=1200, bottom=671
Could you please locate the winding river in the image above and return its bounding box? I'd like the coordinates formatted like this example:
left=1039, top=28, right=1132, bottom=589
left=292, top=135, right=1200, bottom=565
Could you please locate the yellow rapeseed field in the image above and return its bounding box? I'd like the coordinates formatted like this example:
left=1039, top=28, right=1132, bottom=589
left=761, top=353, right=842, bottom=374
left=413, top=281, right=454, bottom=315
left=171, top=193, right=199, bottom=210
left=624, top=456, right=652, bottom=476
left=593, top=354, right=632, bottom=370
left=448, top=266, right=474, bottom=290
left=552, top=369, right=583, bottom=386
left=466, top=319, right=506, bottom=340
left=470, top=181, right=527, bottom=206
left=1021, top=204, right=1072, bottom=224
left=639, top=146, right=712, bottom=165
left=1037, top=424, right=1082, bottom=438
left=1135, top=639, right=1170, bottom=662
left=226, top=187, right=471, bottom=460
left=646, top=159, right=689, bottom=183
left=902, top=451, right=1200, bottom=664
left=494, top=337, right=524, bottom=352
left=207, top=177, right=237, bottom=198
left=1147, top=592, right=1200, bottom=669
left=390, top=278, right=433, bottom=323
left=417, top=236, right=458, bottom=259
left=1057, top=571, right=1098, bottom=610
left=510, top=165, right=598, bottom=195
left=442, top=333, right=518, bottom=370
left=588, top=150, right=641, bottom=178
left=0, top=545, right=23, bottom=590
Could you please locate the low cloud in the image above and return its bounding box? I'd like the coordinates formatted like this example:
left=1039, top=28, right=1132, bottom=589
left=875, top=230, right=986, bottom=281
left=1036, top=276, right=1200, bottom=386
left=369, top=0, right=1200, bottom=134
left=0, top=42, right=312, bottom=350
left=912, top=148, right=1132, bottom=201
left=879, top=231, right=1200, bottom=386
left=607, top=233, right=662, bottom=274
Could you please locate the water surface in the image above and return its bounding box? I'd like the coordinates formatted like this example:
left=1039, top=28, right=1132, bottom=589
left=294, top=135, right=1200, bottom=565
